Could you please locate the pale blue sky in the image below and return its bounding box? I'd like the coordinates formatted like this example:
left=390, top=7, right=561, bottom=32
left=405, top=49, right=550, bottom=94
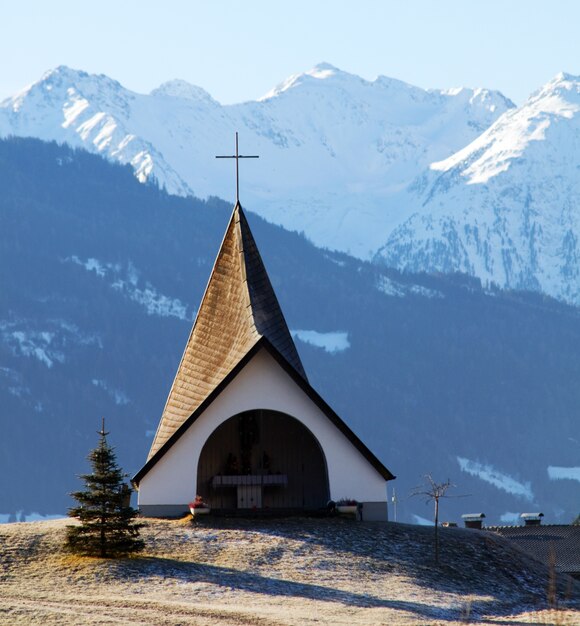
left=1, top=0, right=578, bottom=104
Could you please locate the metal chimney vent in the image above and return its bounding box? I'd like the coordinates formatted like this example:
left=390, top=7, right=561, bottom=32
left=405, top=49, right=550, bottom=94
left=461, top=513, right=486, bottom=530
left=521, top=512, right=544, bottom=526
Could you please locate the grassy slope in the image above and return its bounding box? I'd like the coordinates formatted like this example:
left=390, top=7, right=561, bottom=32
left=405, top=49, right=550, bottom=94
left=0, top=518, right=578, bottom=625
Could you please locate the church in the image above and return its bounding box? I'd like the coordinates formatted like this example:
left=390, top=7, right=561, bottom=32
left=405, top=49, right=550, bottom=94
left=133, top=149, right=395, bottom=521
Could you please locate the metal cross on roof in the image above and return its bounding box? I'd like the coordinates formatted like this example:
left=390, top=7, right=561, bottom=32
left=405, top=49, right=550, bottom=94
left=216, top=131, right=259, bottom=204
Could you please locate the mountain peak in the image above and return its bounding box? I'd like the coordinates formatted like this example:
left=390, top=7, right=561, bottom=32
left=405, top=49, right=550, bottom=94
left=373, top=75, right=415, bottom=90
left=2, top=66, right=91, bottom=110
left=44, top=65, right=87, bottom=79
left=543, top=71, right=580, bottom=93
left=5, top=66, right=128, bottom=109
left=308, top=62, right=340, bottom=76
left=39, top=66, right=123, bottom=90
left=150, top=79, right=217, bottom=104
left=529, top=71, right=580, bottom=104
left=553, top=71, right=577, bottom=83
left=259, top=62, right=353, bottom=100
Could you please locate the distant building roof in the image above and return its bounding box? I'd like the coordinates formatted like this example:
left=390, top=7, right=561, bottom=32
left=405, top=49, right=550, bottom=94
left=486, top=525, right=580, bottom=576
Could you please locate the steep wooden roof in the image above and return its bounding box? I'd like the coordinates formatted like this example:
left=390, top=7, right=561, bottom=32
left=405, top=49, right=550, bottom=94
left=147, top=202, right=306, bottom=461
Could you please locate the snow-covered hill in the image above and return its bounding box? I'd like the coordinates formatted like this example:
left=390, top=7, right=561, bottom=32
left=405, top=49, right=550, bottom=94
left=0, top=64, right=511, bottom=258
left=376, top=72, right=580, bottom=304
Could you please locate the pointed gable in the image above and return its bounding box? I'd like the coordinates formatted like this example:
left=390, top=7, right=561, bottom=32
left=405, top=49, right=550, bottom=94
left=147, top=202, right=306, bottom=460
left=238, top=207, right=305, bottom=373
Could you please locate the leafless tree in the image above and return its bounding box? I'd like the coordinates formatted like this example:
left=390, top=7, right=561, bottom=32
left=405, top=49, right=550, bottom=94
left=411, top=475, right=456, bottom=565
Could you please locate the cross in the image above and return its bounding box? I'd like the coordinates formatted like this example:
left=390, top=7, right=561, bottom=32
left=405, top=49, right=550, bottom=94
left=216, top=131, right=259, bottom=204
left=98, top=416, right=109, bottom=437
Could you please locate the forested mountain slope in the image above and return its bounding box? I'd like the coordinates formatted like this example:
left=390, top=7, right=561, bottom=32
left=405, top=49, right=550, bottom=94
left=1, top=138, right=579, bottom=524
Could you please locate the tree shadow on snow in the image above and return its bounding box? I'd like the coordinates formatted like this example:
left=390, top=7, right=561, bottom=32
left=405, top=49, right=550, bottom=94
left=171, top=518, right=579, bottom=616
left=116, top=555, right=477, bottom=621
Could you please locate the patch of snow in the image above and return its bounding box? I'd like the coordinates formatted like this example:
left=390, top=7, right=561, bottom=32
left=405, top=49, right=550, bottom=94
left=376, top=276, right=406, bottom=297
left=376, top=275, right=443, bottom=299
left=0, top=368, right=31, bottom=397
left=0, top=512, right=66, bottom=524
left=65, top=256, right=190, bottom=320
left=57, top=320, right=102, bottom=348
left=91, top=379, right=130, bottom=405
left=457, top=457, right=534, bottom=501
left=0, top=367, right=26, bottom=388
left=0, top=319, right=101, bottom=368
left=412, top=514, right=432, bottom=526
left=323, top=254, right=346, bottom=267
left=113, top=281, right=189, bottom=320
left=68, top=255, right=111, bottom=277
left=3, top=329, right=62, bottom=368
left=8, top=386, right=31, bottom=398
left=126, top=261, right=139, bottom=286
left=291, top=330, right=350, bottom=353
left=113, top=391, right=129, bottom=406
left=1, top=366, right=32, bottom=398
left=22, top=512, right=66, bottom=522
left=547, top=466, right=580, bottom=482
left=408, top=284, right=444, bottom=298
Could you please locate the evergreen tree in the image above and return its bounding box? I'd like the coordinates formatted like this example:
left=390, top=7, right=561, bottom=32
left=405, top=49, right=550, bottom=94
left=65, top=420, right=144, bottom=558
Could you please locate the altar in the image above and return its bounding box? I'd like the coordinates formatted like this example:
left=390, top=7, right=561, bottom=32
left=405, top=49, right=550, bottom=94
left=212, top=474, right=288, bottom=509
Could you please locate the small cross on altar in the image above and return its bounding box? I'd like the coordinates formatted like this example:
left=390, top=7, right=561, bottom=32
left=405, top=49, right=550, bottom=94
left=216, top=131, right=259, bottom=204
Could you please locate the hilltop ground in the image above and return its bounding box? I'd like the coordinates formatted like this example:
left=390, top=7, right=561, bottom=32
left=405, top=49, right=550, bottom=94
left=0, top=516, right=578, bottom=625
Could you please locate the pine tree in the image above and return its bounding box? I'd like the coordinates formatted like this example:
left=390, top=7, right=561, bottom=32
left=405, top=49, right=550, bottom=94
left=65, top=420, right=144, bottom=558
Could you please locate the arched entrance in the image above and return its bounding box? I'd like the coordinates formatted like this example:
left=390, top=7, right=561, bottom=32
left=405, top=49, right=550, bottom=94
left=197, top=410, right=330, bottom=512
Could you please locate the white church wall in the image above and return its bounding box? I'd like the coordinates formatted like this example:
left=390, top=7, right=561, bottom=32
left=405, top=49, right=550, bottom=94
left=138, top=348, right=388, bottom=508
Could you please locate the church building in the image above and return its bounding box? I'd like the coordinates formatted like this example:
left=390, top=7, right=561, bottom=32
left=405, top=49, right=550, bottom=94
left=133, top=197, right=395, bottom=521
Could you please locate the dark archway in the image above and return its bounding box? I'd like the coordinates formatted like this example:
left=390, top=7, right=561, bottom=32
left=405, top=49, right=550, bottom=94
left=197, top=410, right=330, bottom=512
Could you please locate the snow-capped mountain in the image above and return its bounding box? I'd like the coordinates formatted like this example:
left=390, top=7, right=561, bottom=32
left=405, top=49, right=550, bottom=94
left=2, top=64, right=579, bottom=305
left=376, top=72, right=580, bottom=304
left=0, top=64, right=511, bottom=258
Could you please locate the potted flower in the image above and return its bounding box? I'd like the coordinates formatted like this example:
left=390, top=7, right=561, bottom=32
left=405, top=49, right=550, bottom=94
left=336, top=498, right=358, bottom=514
left=189, top=495, right=210, bottom=516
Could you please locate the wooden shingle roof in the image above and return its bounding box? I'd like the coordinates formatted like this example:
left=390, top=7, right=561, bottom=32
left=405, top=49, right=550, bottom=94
left=146, top=202, right=306, bottom=461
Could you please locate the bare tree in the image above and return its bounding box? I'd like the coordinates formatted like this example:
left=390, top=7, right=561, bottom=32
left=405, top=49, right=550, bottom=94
left=411, top=475, right=455, bottom=565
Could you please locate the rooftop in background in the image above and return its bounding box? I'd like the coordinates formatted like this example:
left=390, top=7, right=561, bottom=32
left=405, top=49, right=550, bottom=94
left=486, top=525, right=580, bottom=578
